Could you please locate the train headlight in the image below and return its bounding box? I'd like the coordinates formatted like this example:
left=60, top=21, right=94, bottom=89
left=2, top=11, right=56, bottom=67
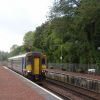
left=42, top=70, right=45, bottom=72
left=27, top=70, right=31, bottom=73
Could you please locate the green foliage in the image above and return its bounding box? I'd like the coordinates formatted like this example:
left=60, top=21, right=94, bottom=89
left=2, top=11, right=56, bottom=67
left=9, top=0, right=100, bottom=66
left=23, top=31, right=34, bottom=46
left=47, top=0, right=100, bottom=64
left=23, top=31, right=35, bottom=51
left=9, top=45, right=26, bottom=57
left=10, top=44, right=18, bottom=52
left=0, top=51, right=8, bottom=61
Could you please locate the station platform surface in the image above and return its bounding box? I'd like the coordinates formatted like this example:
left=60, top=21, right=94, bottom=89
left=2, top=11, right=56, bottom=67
left=0, top=66, right=62, bottom=100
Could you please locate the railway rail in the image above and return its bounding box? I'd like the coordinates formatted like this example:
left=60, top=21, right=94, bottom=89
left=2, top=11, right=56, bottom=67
left=42, top=79, right=83, bottom=100
left=41, top=78, right=100, bottom=100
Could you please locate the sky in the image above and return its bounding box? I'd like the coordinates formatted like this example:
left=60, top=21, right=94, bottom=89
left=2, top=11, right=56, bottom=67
left=0, top=0, right=54, bottom=52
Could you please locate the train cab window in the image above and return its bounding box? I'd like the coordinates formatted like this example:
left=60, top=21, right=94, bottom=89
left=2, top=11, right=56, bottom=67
left=42, top=58, right=45, bottom=64
left=26, top=56, right=33, bottom=64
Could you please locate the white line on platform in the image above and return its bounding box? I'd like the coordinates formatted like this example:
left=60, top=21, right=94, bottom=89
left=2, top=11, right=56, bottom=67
left=3, top=66, right=63, bottom=100
left=3, top=66, right=8, bottom=69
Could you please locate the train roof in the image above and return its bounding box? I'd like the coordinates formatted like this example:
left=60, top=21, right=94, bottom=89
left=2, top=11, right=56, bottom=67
left=8, top=51, right=42, bottom=60
left=8, top=53, right=27, bottom=60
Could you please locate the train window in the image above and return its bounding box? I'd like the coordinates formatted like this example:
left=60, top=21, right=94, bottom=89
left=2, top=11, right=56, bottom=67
left=27, top=56, right=33, bottom=64
left=42, top=58, right=45, bottom=64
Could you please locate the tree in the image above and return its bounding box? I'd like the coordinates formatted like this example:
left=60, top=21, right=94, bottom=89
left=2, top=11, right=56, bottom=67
left=9, top=0, right=100, bottom=65
left=0, top=51, right=8, bottom=61
left=10, top=44, right=18, bottom=52
left=74, top=0, right=100, bottom=63
left=9, top=45, right=26, bottom=57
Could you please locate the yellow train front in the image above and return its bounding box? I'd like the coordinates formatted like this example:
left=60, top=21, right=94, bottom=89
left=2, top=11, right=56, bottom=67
left=25, top=52, right=47, bottom=81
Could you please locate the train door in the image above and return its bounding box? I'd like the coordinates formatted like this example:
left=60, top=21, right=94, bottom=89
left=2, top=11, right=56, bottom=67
left=33, top=57, right=40, bottom=75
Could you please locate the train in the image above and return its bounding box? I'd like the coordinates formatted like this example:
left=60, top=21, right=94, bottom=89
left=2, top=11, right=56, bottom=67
left=46, top=71, right=100, bottom=93
left=8, top=51, right=47, bottom=81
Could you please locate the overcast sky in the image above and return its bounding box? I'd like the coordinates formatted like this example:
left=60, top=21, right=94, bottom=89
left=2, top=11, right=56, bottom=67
left=0, top=0, right=54, bottom=52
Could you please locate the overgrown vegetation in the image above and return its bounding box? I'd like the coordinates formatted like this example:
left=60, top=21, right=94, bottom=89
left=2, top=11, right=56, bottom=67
left=9, top=0, right=100, bottom=65
left=0, top=51, right=8, bottom=61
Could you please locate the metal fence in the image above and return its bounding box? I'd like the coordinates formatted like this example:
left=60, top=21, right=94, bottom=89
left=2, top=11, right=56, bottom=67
left=48, top=63, right=100, bottom=74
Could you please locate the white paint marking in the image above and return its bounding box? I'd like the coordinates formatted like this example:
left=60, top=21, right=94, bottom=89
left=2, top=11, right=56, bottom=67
left=3, top=66, right=8, bottom=69
left=3, top=66, right=63, bottom=100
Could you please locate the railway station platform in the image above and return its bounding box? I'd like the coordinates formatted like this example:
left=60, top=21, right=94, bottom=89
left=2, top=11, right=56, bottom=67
left=0, top=66, right=63, bottom=100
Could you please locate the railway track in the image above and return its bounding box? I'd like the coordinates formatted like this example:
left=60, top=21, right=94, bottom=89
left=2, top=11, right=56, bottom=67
left=41, top=78, right=100, bottom=100
left=42, top=80, right=83, bottom=100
